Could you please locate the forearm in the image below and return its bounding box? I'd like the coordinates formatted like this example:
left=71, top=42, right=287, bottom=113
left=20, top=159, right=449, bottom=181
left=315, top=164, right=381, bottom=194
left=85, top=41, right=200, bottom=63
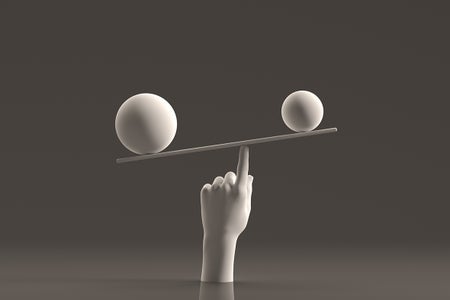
left=201, top=234, right=238, bottom=282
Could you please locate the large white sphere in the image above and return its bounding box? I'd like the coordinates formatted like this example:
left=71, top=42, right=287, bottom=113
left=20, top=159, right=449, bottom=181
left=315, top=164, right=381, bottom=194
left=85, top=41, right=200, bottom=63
left=115, top=93, right=177, bottom=154
left=281, top=90, right=324, bottom=132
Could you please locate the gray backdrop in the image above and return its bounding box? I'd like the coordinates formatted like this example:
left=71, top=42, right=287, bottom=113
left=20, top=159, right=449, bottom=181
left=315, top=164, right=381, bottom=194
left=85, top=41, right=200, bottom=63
left=1, top=1, right=449, bottom=248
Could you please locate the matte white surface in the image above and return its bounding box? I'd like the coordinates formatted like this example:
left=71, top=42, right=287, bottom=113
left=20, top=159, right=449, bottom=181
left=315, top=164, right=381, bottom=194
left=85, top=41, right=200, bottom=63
left=200, top=146, right=252, bottom=282
left=281, top=90, right=324, bottom=132
left=115, top=93, right=177, bottom=154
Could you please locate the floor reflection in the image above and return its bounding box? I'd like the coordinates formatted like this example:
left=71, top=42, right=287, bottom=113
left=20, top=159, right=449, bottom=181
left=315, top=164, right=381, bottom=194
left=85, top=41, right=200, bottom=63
left=1, top=246, right=448, bottom=299
left=199, top=282, right=234, bottom=300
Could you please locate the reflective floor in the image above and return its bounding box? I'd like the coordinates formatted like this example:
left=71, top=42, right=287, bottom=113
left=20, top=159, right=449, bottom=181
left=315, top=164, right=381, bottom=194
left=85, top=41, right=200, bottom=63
left=1, top=245, right=449, bottom=299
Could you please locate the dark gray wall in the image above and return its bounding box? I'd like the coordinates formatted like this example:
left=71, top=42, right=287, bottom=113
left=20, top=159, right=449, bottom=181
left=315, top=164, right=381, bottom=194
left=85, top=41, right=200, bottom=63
left=1, top=1, right=449, bottom=247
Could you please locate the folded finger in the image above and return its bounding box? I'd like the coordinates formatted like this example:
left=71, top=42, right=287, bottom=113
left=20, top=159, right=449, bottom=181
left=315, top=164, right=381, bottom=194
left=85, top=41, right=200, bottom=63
left=211, top=176, right=224, bottom=189
left=224, top=171, right=236, bottom=185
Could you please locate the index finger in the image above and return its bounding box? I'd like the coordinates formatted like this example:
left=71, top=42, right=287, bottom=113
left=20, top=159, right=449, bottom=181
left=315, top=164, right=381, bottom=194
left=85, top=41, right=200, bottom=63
left=236, top=145, right=249, bottom=188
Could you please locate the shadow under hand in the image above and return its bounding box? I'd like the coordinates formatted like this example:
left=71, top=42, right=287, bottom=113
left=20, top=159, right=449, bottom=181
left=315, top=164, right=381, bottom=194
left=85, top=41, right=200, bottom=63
left=199, top=282, right=234, bottom=300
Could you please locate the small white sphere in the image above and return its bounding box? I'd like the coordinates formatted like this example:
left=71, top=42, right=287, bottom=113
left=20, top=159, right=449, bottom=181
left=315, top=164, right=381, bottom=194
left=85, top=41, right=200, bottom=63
left=281, top=90, right=324, bottom=132
left=115, top=93, right=177, bottom=154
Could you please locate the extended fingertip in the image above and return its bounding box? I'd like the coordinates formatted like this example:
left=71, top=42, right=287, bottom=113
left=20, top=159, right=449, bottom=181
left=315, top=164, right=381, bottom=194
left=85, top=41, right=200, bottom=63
left=238, top=146, right=249, bottom=163
left=236, top=146, right=250, bottom=186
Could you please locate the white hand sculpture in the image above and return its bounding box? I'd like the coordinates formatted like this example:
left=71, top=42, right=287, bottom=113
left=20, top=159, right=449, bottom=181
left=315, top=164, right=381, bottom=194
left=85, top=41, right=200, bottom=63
left=200, top=146, right=253, bottom=282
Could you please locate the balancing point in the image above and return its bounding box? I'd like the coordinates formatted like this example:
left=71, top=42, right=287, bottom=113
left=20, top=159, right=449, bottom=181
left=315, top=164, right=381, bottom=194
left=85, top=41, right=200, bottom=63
left=115, top=93, right=177, bottom=154
left=281, top=90, right=324, bottom=132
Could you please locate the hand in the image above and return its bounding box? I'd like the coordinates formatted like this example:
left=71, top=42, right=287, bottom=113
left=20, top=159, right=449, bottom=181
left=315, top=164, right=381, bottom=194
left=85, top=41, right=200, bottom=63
left=201, top=145, right=253, bottom=240
left=200, top=146, right=253, bottom=282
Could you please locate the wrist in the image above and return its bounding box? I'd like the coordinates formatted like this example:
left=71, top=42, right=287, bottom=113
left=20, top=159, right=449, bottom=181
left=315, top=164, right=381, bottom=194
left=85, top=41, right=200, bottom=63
left=203, top=233, right=238, bottom=245
left=201, top=233, right=238, bottom=282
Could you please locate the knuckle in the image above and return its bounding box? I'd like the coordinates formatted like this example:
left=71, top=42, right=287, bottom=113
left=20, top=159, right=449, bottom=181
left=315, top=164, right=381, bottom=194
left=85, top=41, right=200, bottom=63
left=201, top=183, right=211, bottom=192
left=224, top=171, right=236, bottom=184
left=212, top=177, right=223, bottom=187
left=224, top=171, right=235, bottom=178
